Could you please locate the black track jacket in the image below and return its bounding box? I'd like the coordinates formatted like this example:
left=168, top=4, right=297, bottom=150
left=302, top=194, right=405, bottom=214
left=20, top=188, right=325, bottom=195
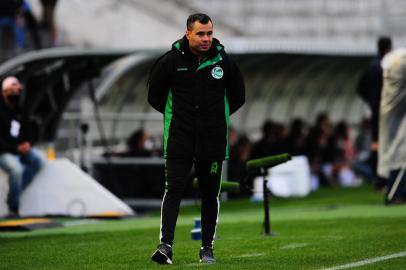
left=0, top=96, right=24, bottom=154
left=148, top=36, right=245, bottom=160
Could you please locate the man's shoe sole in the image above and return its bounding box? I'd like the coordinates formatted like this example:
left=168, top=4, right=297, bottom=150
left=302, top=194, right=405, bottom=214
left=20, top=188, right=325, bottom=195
left=152, top=249, right=173, bottom=265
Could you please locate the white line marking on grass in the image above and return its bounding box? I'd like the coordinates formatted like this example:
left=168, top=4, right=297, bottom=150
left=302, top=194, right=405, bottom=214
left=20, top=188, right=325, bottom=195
left=281, top=243, right=309, bottom=249
left=186, top=253, right=266, bottom=266
left=185, top=263, right=210, bottom=267
left=321, top=251, right=406, bottom=270
left=235, top=253, right=266, bottom=258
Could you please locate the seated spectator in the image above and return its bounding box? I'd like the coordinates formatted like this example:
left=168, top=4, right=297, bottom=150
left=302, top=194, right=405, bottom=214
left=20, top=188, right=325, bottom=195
left=331, top=121, right=357, bottom=187
left=353, top=118, right=376, bottom=183
left=115, top=129, right=153, bottom=157
left=270, top=122, right=289, bottom=154
left=251, top=120, right=288, bottom=159
left=305, top=112, right=335, bottom=187
left=0, top=76, right=44, bottom=216
left=228, top=135, right=251, bottom=186
left=286, top=118, right=308, bottom=156
left=250, top=120, right=276, bottom=159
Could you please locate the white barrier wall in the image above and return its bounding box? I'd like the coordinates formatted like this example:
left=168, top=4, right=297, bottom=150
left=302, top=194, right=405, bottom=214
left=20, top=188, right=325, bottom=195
left=252, top=156, right=312, bottom=200
left=0, top=158, right=134, bottom=217
left=0, top=170, right=9, bottom=216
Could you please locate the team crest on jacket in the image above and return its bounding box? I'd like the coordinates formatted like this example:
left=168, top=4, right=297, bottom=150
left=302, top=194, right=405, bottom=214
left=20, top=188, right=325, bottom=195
left=211, top=66, right=224, bottom=79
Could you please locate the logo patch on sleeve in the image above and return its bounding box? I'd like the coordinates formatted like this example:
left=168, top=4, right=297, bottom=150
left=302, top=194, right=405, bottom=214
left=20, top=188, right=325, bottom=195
left=211, top=66, right=224, bottom=79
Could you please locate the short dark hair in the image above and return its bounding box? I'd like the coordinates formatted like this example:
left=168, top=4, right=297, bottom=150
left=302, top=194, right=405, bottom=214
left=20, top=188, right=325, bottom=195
left=377, top=36, right=392, bottom=56
left=187, top=13, right=212, bottom=30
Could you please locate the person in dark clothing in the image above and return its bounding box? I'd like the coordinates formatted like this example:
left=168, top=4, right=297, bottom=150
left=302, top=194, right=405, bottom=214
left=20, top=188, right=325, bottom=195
left=40, top=0, right=58, bottom=46
left=228, top=135, right=251, bottom=196
left=305, top=113, right=335, bottom=186
left=0, top=0, right=23, bottom=55
left=0, top=0, right=23, bottom=17
left=148, top=13, right=245, bottom=264
left=0, top=0, right=42, bottom=55
left=116, top=129, right=153, bottom=157
left=358, top=36, right=392, bottom=142
left=251, top=120, right=289, bottom=159
left=0, top=76, right=44, bottom=216
left=250, top=120, right=276, bottom=159
left=286, top=118, right=308, bottom=156
left=21, top=0, right=42, bottom=50
left=357, top=36, right=392, bottom=187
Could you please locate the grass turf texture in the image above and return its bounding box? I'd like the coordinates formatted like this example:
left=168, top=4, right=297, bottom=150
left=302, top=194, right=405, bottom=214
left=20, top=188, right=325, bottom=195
left=1, top=185, right=405, bottom=269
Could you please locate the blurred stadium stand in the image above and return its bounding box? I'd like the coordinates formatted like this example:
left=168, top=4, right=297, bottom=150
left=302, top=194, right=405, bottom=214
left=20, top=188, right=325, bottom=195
left=24, top=0, right=406, bottom=51
left=1, top=0, right=406, bottom=202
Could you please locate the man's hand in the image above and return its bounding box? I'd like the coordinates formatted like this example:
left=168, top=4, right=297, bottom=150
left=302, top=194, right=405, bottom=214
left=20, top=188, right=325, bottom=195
left=17, top=142, right=31, bottom=154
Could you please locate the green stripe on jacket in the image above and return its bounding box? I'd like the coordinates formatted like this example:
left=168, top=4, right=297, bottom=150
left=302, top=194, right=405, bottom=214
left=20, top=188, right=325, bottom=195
left=164, top=90, right=173, bottom=158
left=224, top=93, right=230, bottom=160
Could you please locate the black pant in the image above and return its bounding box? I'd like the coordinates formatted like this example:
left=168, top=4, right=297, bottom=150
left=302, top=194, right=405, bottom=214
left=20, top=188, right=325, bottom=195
left=386, top=169, right=406, bottom=202
left=160, top=159, right=223, bottom=247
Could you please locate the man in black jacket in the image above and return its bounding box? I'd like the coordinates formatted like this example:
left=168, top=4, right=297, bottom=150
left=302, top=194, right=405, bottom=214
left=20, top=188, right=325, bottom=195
left=357, top=36, right=392, bottom=189
left=0, top=76, right=43, bottom=216
left=148, top=13, right=245, bottom=264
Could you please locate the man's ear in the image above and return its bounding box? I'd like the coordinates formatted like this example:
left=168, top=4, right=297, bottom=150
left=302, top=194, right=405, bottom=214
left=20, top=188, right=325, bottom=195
left=185, top=30, right=190, bottom=40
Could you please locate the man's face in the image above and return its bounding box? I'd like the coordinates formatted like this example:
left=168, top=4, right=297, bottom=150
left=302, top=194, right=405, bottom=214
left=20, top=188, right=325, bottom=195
left=2, top=77, right=22, bottom=97
left=186, top=21, right=213, bottom=56
left=2, top=77, right=22, bottom=99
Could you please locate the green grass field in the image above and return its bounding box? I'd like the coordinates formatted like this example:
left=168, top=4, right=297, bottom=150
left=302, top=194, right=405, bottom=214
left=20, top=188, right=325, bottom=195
left=1, top=185, right=406, bottom=269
